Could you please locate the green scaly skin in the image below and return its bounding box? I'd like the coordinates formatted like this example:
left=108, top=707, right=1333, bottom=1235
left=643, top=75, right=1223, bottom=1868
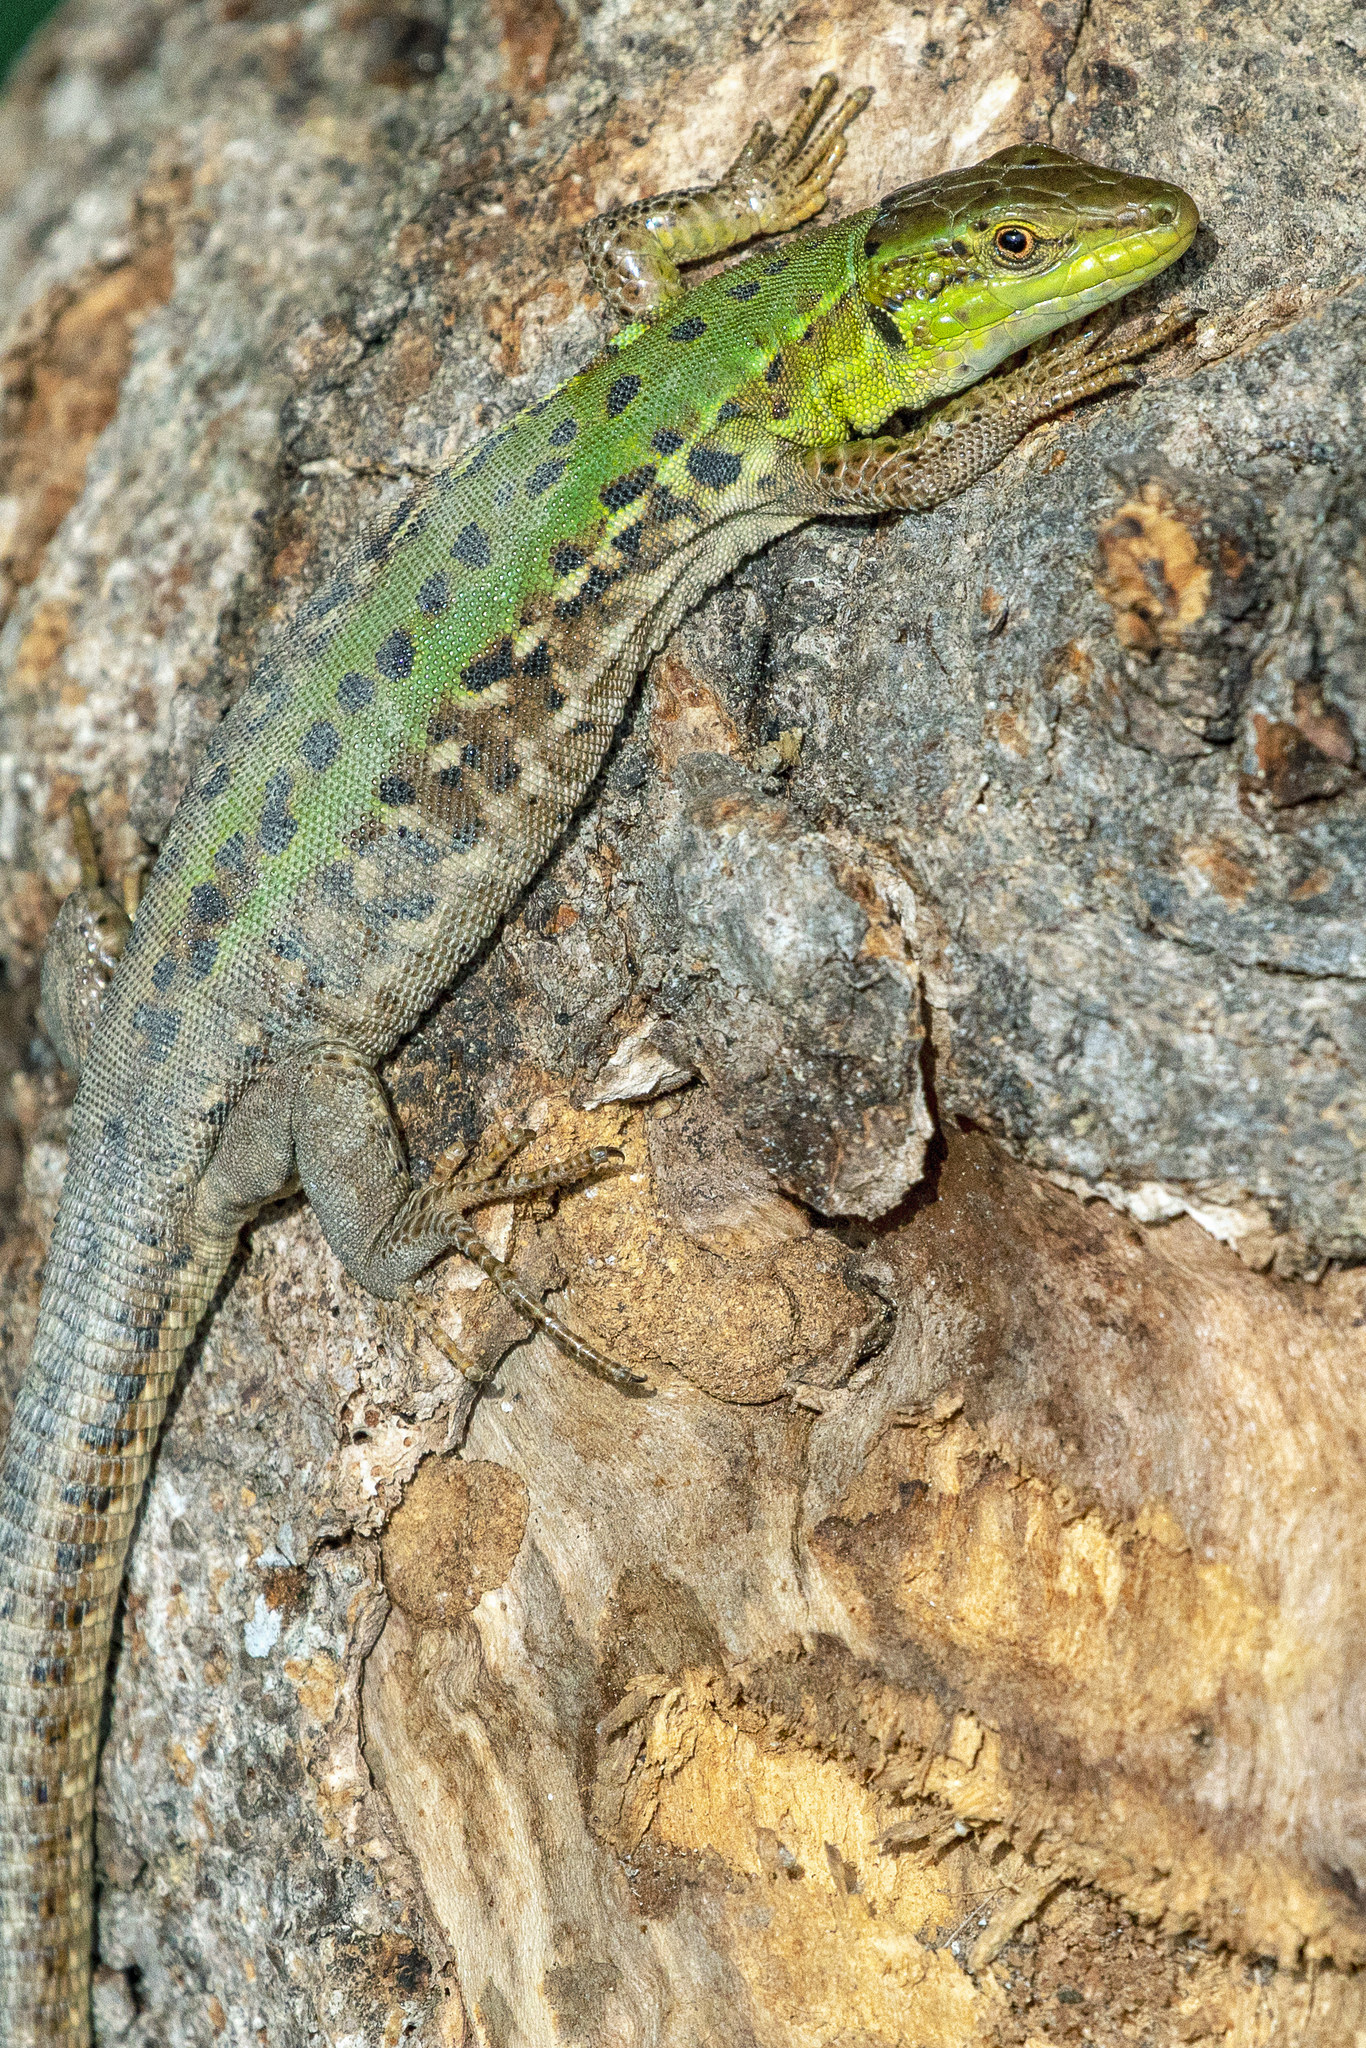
left=0, top=75, right=1197, bottom=2042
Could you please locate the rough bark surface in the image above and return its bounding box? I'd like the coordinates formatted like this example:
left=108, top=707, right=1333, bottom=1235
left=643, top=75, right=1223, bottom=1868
left=0, top=0, right=1363, bottom=2043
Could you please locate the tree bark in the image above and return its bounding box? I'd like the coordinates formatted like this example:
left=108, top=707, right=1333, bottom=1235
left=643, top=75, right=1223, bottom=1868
left=1, top=0, right=1363, bottom=2042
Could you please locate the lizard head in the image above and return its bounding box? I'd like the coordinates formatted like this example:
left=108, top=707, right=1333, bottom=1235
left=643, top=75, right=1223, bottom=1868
left=858, top=144, right=1198, bottom=407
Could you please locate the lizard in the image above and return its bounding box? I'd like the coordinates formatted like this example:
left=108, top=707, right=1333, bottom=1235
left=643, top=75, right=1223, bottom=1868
left=0, top=73, right=1198, bottom=2043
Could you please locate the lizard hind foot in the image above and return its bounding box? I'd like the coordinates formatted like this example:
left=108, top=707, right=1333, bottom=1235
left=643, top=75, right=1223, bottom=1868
left=433, top=1131, right=651, bottom=1393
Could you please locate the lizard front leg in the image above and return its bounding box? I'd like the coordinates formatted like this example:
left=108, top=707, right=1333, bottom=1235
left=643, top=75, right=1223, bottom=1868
left=581, top=72, right=872, bottom=321
left=290, top=1047, right=647, bottom=1389
left=800, top=306, right=1196, bottom=514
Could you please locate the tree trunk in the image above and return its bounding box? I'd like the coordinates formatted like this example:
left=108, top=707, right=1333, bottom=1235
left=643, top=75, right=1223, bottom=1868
left=1, top=0, right=1362, bottom=2041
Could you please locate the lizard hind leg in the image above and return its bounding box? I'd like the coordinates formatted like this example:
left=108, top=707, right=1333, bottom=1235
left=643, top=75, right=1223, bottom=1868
left=292, top=1048, right=648, bottom=1390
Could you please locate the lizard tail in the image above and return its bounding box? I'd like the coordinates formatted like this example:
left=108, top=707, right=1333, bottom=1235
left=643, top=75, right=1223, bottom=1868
left=0, top=1189, right=227, bottom=2045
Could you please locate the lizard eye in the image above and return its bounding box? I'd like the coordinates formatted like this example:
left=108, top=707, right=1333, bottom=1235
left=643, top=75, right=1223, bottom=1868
left=994, top=224, right=1036, bottom=261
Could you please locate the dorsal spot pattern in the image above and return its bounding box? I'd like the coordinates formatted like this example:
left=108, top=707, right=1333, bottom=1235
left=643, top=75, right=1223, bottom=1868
left=727, top=278, right=761, bottom=302
left=418, top=573, right=450, bottom=615
left=376, top=629, right=415, bottom=680
left=364, top=495, right=416, bottom=564
left=667, top=315, right=707, bottom=343
left=716, top=399, right=742, bottom=423
left=552, top=542, right=587, bottom=579
left=686, top=447, right=743, bottom=490
left=556, top=566, right=612, bottom=621
left=451, top=522, right=492, bottom=569
left=337, top=670, right=374, bottom=712
left=379, top=773, right=416, bottom=806
left=652, top=427, right=684, bottom=455
left=527, top=457, right=568, bottom=499
left=650, top=483, right=700, bottom=526
left=549, top=416, right=578, bottom=447
left=190, top=883, right=230, bottom=926
left=764, top=353, right=785, bottom=385
left=606, top=374, right=642, bottom=418
left=487, top=740, right=519, bottom=793
left=300, top=720, right=341, bottom=771
left=258, top=770, right=298, bottom=854
left=463, top=637, right=516, bottom=693
left=601, top=466, right=655, bottom=513
left=132, top=1003, right=182, bottom=1063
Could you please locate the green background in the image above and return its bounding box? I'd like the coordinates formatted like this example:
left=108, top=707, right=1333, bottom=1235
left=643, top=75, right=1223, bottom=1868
left=1, top=0, right=65, bottom=84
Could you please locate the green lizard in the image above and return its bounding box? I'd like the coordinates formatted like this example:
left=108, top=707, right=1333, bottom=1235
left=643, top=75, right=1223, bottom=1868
left=0, top=76, right=1197, bottom=2041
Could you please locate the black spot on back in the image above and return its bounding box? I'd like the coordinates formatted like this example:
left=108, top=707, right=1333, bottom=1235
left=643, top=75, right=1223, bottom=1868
left=152, top=954, right=177, bottom=993
left=554, top=564, right=613, bottom=621
left=462, top=637, right=516, bottom=693
left=765, top=353, right=785, bottom=385
left=652, top=427, right=685, bottom=456
left=451, top=521, right=492, bottom=569
left=606, top=373, right=643, bottom=417
left=370, top=891, right=436, bottom=924
left=727, top=278, right=761, bottom=302
left=337, top=670, right=375, bottom=712
left=320, top=862, right=354, bottom=903
left=521, top=640, right=552, bottom=677
left=667, top=315, right=707, bottom=343
left=549, top=416, right=578, bottom=447
left=379, top=773, right=416, bottom=806
left=552, top=542, right=587, bottom=579
left=601, top=465, right=655, bottom=513
left=215, top=833, right=247, bottom=875
left=686, top=446, right=743, bottom=490
left=418, top=572, right=450, bottom=615
left=132, top=1002, right=182, bottom=1062
left=650, top=484, right=700, bottom=526
left=376, top=628, right=415, bottom=680
left=189, top=939, right=218, bottom=979
left=716, top=399, right=742, bottom=423
left=258, top=769, right=298, bottom=854
left=364, top=494, right=415, bottom=564
left=197, top=762, right=230, bottom=802
left=300, top=720, right=341, bottom=771
left=763, top=255, right=790, bottom=274
left=487, top=740, right=520, bottom=793
left=527, top=457, right=568, bottom=498
left=190, top=883, right=229, bottom=926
